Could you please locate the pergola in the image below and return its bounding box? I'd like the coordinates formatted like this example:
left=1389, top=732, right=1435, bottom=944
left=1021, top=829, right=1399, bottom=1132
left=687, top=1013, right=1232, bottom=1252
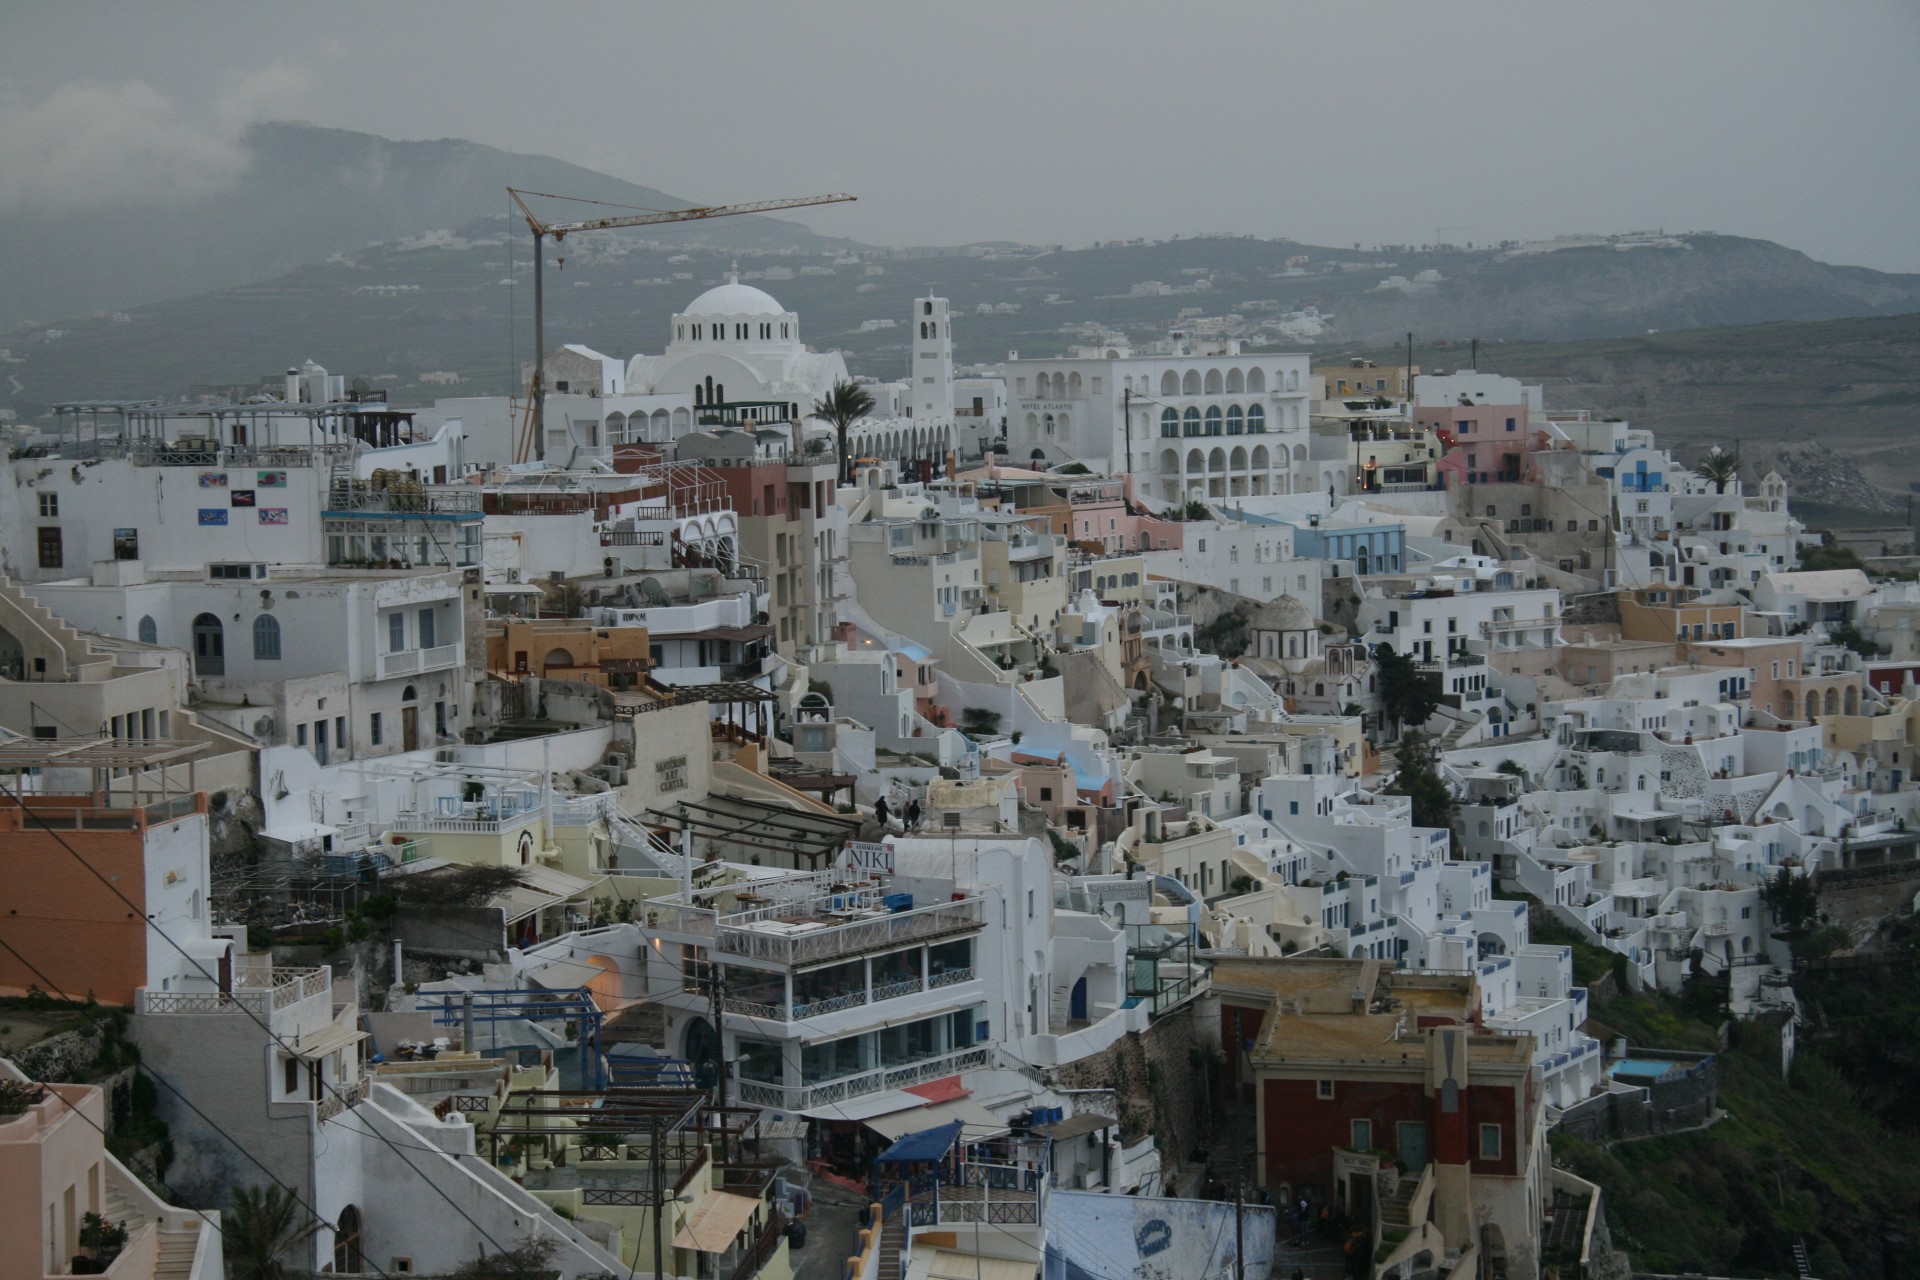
left=0, top=736, right=206, bottom=816
left=645, top=794, right=859, bottom=869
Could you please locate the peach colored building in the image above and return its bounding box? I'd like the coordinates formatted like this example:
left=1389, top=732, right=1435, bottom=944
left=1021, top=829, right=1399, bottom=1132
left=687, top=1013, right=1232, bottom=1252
left=1031, top=478, right=1184, bottom=556
left=0, top=1062, right=219, bottom=1279
left=0, top=740, right=216, bottom=1009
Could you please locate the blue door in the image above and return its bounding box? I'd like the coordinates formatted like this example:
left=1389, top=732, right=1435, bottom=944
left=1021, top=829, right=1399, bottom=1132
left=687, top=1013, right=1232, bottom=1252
left=1069, top=977, right=1088, bottom=1022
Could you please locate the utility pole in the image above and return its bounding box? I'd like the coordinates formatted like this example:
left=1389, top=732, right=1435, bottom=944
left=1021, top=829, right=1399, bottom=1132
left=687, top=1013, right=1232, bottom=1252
left=1406, top=331, right=1416, bottom=404
left=709, top=954, right=729, bottom=1111
left=1233, top=1172, right=1245, bottom=1280
left=531, top=228, right=545, bottom=461
left=651, top=1116, right=666, bottom=1280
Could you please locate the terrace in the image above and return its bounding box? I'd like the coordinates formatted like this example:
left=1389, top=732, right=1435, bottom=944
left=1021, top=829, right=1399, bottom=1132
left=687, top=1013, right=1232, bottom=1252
left=646, top=871, right=986, bottom=969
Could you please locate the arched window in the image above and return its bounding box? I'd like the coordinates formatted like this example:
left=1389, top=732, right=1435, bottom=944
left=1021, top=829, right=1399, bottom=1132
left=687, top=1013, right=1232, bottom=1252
left=137, top=616, right=157, bottom=645
left=1226, top=368, right=1244, bottom=394
left=1205, top=406, right=1223, bottom=435
left=1204, top=369, right=1223, bottom=395
left=1246, top=404, right=1265, bottom=433
left=924, top=300, right=934, bottom=316
left=1160, top=370, right=1179, bottom=396
left=1183, top=407, right=1202, bottom=436
left=253, top=615, right=282, bottom=661
left=1161, top=408, right=1180, bottom=438
left=1226, top=405, right=1243, bottom=434
left=1248, top=367, right=1266, bottom=393
left=1182, top=370, right=1202, bottom=396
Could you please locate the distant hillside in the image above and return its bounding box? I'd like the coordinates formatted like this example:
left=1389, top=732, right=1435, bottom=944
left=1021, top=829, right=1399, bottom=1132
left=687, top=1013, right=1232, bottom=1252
left=0, top=121, right=860, bottom=330
left=1385, top=314, right=1920, bottom=523
left=8, top=122, right=1920, bottom=431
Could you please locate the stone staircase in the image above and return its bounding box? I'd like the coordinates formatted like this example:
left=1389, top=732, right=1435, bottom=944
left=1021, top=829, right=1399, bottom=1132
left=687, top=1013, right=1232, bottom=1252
left=877, top=1210, right=906, bottom=1280
left=104, top=1176, right=204, bottom=1280
left=1378, top=1177, right=1418, bottom=1230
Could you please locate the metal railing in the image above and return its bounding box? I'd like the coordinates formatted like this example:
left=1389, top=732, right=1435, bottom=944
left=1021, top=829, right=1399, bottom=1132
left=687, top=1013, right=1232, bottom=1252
left=928, top=967, right=976, bottom=989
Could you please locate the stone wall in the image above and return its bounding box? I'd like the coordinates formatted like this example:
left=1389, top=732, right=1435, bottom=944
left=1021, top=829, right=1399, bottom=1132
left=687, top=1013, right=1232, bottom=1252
left=1552, top=1052, right=1716, bottom=1143
left=1048, top=1005, right=1210, bottom=1184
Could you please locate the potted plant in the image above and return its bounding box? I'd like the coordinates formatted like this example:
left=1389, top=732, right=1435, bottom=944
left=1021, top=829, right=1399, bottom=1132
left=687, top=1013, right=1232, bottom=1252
left=75, top=1212, right=128, bottom=1273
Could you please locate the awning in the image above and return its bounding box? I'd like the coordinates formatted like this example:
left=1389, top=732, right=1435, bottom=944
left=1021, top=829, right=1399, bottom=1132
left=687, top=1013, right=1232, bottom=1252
left=913, top=1249, right=1037, bottom=1280
left=671, top=1190, right=762, bottom=1253
left=873, top=1119, right=965, bottom=1164
left=1037, top=1112, right=1116, bottom=1142
left=290, top=1024, right=367, bottom=1061
left=868, top=1097, right=1009, bottom=1142
left=905, top=1075, right=969, bottom=1105
left=491, top=865, right=600, bottom=925
left=799, top=1089, right=927, bottom=1123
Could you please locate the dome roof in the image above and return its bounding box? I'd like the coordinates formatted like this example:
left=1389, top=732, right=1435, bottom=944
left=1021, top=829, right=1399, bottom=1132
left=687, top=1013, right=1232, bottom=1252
left=683, top=279, right=786, bottom=318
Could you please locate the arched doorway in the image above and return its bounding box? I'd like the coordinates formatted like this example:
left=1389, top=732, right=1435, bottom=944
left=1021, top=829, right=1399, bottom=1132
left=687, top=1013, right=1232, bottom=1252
left=191, top=614, right=224, bottom=678
left=1069, top=977, right=1088, bottom=1023
left=333, top=1204, right=363, bottom=1272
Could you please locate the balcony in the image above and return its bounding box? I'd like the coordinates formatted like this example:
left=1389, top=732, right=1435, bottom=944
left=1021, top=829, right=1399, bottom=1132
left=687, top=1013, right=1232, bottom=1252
left=315, top=1076, right=368, bottom=1123
left=377, top=643, right=462, bottom=680
left=734, top=1044, right=993, bottom=1111
left=135, top=967, right=330, bottom=1017
left=713, top=896, right=986, bottom=967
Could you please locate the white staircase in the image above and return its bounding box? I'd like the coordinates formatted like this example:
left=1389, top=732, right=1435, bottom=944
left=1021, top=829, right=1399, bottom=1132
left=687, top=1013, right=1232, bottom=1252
left=104, top=1173, right=205, bottom=1280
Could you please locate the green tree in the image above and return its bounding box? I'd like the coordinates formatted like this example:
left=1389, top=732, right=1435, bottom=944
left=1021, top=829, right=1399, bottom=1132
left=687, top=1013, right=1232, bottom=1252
left=1375, top=648, right=1439, bottom=737
left=1760, top=866, right=1820, bottom=935
left=224, top=1185, right=317, bottom=1280
left=1386, top=729, right=1456, bottom=833
left=812, top=379, right=876, bottom=486
left=1696, top=446, right=1740, bottom=493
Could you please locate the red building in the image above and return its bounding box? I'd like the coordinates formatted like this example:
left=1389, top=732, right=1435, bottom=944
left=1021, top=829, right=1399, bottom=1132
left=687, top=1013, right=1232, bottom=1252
left=1214, top=957, right=1547, bottom=1279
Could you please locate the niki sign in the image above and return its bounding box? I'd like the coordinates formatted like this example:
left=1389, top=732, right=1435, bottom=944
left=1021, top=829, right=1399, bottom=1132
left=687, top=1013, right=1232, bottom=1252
left=847, top=841, right=895, bottom=876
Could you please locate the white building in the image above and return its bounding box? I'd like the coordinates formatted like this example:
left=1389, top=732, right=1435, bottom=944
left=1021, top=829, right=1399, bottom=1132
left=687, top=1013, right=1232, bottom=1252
left=998, top=345, right=1314, bottom=501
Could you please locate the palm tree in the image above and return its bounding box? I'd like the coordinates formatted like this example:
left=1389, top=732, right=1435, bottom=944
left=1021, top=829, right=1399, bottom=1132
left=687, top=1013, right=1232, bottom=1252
left=812, top=379, right=875, bottom=486
left=225, top=1185, right=317, bottom=1280
left=1698, top=447, right=1740, bottom=494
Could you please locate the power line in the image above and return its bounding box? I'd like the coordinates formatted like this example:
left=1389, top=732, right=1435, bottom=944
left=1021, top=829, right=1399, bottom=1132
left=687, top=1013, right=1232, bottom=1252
left=0, top=775, right=548, bottom=1280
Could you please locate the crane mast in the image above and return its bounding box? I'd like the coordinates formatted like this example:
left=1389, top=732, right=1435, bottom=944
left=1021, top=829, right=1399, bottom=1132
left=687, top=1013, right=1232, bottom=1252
left=506, top=187, right=856, bottom=462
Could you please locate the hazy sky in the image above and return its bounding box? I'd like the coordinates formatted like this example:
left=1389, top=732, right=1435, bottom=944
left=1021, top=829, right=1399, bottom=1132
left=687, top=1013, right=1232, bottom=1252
left=4, top=0, right=1917, bottom=271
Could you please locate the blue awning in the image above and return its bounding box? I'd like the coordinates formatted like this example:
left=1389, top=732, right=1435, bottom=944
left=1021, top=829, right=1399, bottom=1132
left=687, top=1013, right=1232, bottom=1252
left=873, top=1119, right=964, bottom=1164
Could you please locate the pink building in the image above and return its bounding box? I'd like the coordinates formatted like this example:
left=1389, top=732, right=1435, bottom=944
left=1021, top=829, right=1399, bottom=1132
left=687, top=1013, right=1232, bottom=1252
left=0, top=1062, right=220, bottom=1279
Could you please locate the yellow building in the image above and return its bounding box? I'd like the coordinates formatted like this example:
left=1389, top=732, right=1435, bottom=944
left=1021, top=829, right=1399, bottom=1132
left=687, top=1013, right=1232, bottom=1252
left=1618, top=587, right=1747, bottom=648
left=487, top=618, right=653, bottom=690
left=1314, top=360, right=1418, bottom=402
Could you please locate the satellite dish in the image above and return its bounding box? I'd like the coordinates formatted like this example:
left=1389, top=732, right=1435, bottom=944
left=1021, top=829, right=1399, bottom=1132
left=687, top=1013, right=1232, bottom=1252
left=640, top=578, right=670, bottom=606
left=351, top=376, right=371, bottom=395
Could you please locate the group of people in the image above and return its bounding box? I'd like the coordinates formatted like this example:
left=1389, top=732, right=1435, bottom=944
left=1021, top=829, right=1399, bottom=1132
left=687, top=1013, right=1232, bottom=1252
left=871, top=793, right=923, bottom=832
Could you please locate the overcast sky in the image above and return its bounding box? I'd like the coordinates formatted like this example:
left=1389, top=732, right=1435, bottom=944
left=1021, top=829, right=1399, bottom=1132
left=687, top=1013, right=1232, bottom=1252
left=4, top=0, right=1917, bottom=271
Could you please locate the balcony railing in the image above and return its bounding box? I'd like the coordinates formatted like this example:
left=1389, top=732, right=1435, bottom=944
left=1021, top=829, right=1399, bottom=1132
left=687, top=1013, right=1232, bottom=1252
left=316, top=1077, right=368, bottom=1124
left=135, top=967, right=329, bottom=1017
left=377, top=643, right=463, bottom=681
left=711, top=896, right=987, bottom=967
left=734, top=1045, right=993, bottom=1111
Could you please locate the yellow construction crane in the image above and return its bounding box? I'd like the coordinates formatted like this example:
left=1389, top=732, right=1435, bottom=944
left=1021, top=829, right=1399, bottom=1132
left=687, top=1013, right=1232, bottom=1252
left=507, top=187, right=856, bottom=462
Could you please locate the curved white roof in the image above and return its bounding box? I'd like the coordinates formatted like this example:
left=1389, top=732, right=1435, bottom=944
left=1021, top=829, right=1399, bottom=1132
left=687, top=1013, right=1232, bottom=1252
left=682, top=280, right=786, bottom=318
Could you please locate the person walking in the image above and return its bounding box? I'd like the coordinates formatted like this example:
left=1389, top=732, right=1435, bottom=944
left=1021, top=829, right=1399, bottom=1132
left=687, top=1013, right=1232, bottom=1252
left=904, top=797, right=922, bottom=831
left=873, top=795, right=891, bottom=829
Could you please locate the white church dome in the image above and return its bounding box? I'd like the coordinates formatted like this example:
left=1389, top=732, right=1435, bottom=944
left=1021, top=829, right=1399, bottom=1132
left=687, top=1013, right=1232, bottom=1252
left=683, top=279, right=786, bottom=318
